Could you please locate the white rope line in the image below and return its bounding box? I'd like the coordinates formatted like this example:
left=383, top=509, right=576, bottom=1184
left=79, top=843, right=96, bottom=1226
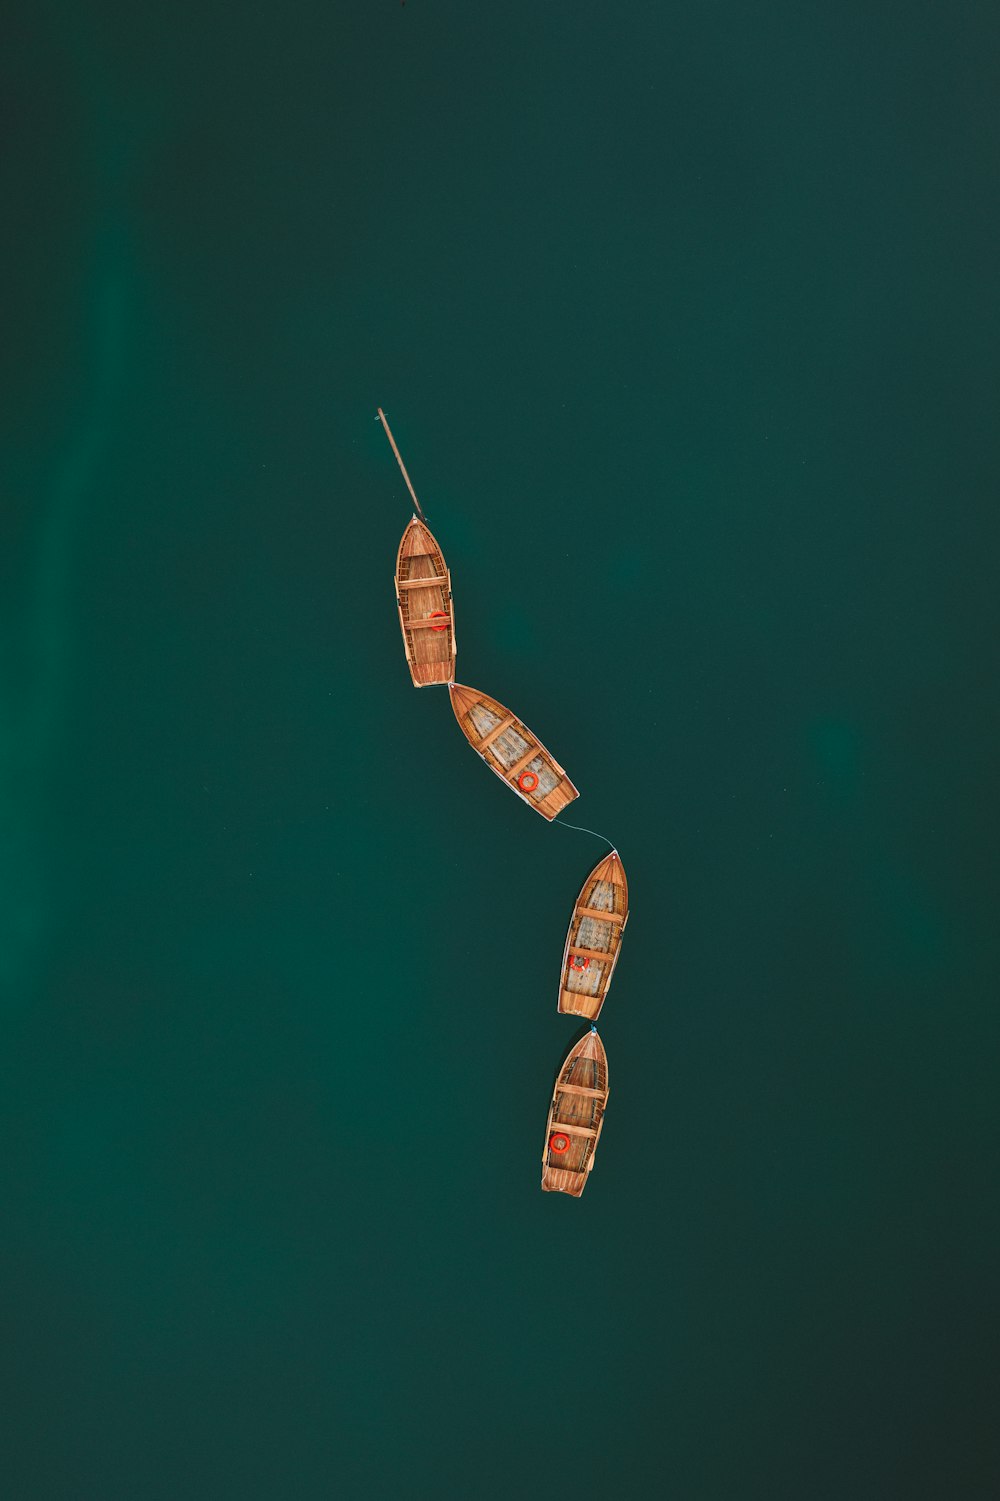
left=554, top=817, right=617, bottom=851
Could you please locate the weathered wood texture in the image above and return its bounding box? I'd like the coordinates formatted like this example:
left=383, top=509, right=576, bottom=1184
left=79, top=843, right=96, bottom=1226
left=558, top=851, right=629, bottom=1019
left=394, top=517, right=457, bottom=687
left=448, top=683, right=579, bottom=821
left=541, top=1030, right=609, bottom=1197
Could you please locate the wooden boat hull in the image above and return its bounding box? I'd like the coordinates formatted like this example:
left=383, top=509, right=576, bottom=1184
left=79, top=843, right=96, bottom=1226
left=541, top=1030, right=609, bottom=1196
left=448, top=683, right=579, bottom=821
left=394, top=517, right=456, bottom=687
left=558, top=851, right=629, bottom=1019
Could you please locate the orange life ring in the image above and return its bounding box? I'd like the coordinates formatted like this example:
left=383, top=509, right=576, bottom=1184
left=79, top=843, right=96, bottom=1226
left=570, top=955, right=590, bottom=971
left=517, top=770, right=539, bottom=793
left=429, top=611, right=448, bottom=633
left=549, top=1133, right=570, bottom=1154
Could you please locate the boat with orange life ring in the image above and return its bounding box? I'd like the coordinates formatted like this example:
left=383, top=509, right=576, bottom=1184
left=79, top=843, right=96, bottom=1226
left=448, top=683, right=579, bottom=822
left=558, top=851, right=629, bottom=1020
left=541, top=1028, right=609, bottom=1197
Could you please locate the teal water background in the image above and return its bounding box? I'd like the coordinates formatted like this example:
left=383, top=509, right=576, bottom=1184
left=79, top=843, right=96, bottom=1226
left=3, top=3, right=999, bottom=1496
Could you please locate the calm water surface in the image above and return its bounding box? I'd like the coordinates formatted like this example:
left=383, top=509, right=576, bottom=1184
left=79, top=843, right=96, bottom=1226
left=2, top=2, right=998, bottom=1496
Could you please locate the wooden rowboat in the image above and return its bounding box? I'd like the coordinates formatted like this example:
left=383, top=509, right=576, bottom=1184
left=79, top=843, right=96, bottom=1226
left=558, top=851, right=629, bottom=1019
left=448, top=683, right=579, bottom=821
left=394, top=517, right=456, bottom=687
left=378, top=407, right=457, bottom=687
left=542, top=1028, right=609, bottom=1197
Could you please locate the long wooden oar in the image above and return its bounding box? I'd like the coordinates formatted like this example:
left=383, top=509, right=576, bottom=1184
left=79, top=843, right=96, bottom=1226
left=376, top=407, right=427, bottom=522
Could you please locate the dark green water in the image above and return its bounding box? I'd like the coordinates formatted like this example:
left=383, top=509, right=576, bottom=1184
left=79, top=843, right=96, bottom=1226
left=3, top=3, right=999, bottom=1496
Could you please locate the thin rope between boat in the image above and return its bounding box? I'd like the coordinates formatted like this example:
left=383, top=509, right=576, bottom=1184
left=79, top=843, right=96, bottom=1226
left=554, top=817, right=617, bottom=851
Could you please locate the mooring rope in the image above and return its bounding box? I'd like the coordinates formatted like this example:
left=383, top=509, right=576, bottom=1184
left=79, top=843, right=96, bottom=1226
left=555, top=817, right=617, bottom=852
left=376, top=407, right=428, bottom=522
